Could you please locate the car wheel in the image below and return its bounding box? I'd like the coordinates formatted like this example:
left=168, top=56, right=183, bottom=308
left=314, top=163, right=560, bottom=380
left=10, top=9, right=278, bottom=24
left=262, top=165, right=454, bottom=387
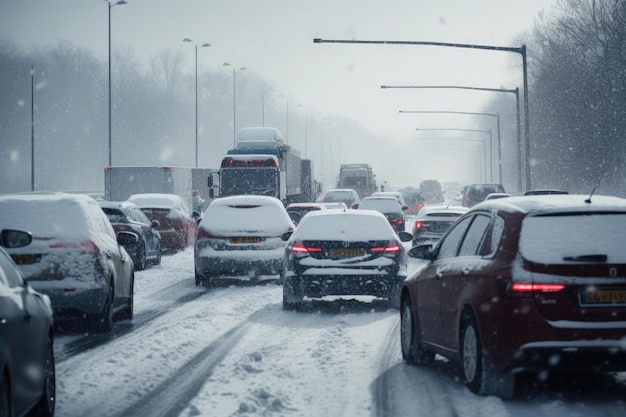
left=0, top=373, right=10, bottom=417
left=400, top=296, right=435, bottom=365
left=461, top=310, right=514, bottom=398
left=119, top=274, right=134, bottom=320
left=91, top=283, right=114, bottom=333
left=282, top=277, right=303, bottom=311
left=135, top=242, right=147, bottom=271
left=28, top=338, right=56, bottom=417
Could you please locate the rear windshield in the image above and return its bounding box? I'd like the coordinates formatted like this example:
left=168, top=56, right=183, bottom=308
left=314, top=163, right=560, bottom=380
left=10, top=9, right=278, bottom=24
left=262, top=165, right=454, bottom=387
left=519, top=213, right=626, bottom=264
left=359, top=199, right=401, bottom=212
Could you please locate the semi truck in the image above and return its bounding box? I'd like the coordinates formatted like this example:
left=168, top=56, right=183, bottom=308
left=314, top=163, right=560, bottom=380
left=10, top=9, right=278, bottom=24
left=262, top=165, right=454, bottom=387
left=209, top=127, right=318, bottom=204
left=336, top=163, right=377, bottom=199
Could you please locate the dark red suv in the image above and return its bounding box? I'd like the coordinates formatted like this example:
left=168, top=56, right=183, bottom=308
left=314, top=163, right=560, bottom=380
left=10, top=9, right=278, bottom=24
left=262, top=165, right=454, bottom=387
left=401, top=194, right=626, bottom=398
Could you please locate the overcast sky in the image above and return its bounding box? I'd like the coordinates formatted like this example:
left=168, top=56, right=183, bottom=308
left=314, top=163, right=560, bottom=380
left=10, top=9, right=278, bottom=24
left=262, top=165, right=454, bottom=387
left=0, top=0, right=559, bottom=187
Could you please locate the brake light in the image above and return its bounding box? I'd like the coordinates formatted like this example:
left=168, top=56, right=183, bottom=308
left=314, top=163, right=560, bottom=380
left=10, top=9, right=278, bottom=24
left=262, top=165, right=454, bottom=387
left=391, top=219, right=403, bottom=225
left=510, top=283, right=565, bottom=293
left=414, top=221, right=422, bottom=230
left=50, top=240, right=98, bottom=253
left=291, top=241, right=322, bottom=257
left=196, top=227, right=220, bottom=241
left=498, top=269, right=565, bottom=298
left=370, top=242, right=401, bottom=257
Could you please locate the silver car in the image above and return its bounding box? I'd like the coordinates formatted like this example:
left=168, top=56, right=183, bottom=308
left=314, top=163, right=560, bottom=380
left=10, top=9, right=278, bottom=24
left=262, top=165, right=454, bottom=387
left=0, top=192, right=135, bottom=333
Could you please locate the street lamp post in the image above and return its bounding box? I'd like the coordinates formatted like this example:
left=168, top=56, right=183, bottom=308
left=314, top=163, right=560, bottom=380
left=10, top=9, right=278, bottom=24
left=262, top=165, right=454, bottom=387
left=416, top=128, right=493, bottom=181
left=106, top=0, right=127, bottom=167
left=183, top=38, right=210, bottom=168
left=314, top=37, right=530, bottom=189
left=223, top=63, right=247, bottom=147
left=400, top=110, right=502, bottom=184
left=382, top=84, right=521, bottom=192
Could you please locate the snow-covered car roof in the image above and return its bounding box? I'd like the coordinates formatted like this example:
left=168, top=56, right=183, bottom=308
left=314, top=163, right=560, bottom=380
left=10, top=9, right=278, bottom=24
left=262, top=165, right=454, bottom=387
left=473, top=194, right=626, bottom=214
left=290, top=210, right=397, bottom=241
left=200, top=195, right=293, bottom=236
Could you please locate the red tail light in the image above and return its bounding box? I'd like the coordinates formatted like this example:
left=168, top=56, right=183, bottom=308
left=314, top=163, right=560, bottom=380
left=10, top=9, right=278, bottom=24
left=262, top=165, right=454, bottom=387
left=50, top=240, right=99, bottom=253
left=370, top=242, right=401, bottom=258
left=414, top=220, right=422, bottom=230
left=196, top=227, right=221, bottom=241
left=498, top=270, right=565, bottom=297
left=292, top=241, right=322, bottom=257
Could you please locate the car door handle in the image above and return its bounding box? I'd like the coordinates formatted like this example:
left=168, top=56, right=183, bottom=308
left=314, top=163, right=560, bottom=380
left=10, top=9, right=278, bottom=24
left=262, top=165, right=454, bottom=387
left=436, top=271, right=443, bottom=279
left=462, top=269, right=470, bottom=276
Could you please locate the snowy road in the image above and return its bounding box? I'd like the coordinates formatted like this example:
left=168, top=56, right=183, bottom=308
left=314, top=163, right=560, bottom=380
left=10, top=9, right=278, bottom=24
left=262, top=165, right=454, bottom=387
left=53, top=249, right=626, bottom=417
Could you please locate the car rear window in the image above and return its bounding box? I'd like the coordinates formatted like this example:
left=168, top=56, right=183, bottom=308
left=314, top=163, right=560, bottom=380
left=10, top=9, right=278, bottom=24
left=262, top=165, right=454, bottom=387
left=359, top=199, right=401, bottom=212
left=294, top=212, right=395, bottom=241
left=519, top=213, right=626, bottom=264
left=203, top=203, right=292, bottom=235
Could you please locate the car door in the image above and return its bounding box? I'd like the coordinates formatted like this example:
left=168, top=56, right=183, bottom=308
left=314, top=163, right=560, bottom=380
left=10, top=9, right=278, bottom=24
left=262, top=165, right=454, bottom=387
left=439, top=212, right=493, bottom=349
left=132, top=207, right=158, bottom=256
left=416, top=215, right=473, bottom=348
left=0, top=249, right=47, bottom=411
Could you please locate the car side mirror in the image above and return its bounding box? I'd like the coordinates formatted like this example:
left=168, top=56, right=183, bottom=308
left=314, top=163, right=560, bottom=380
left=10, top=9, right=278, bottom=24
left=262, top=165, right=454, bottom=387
left=402, top=205, right=409, bottom=211
left=117, top=231, right=139, bottom=246
left=351, top=203, right=359, bottom=209
left=281, top=231, right=293, bottom=241
left=408, top=244, right=433, bottom=260
left=151, top=220, right=160, bottom=228
left=397, top=231, right=413, bottom=242
left=0, top=229, right=32, bottom=248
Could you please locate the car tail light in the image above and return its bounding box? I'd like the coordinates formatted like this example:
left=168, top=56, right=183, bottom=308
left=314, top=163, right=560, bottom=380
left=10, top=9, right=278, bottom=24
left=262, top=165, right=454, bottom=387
left=291, top=241, right=322, bottom=258
left=50, top=240, right=99, bottom=253
left=196, top=227, right=221, bottom=241
left=497, top=270, right=565, bottom=298
left=391, top=219, right=403, bottom=225
left=370, top=241, right=401, bottom=258
left=414, top=221, right=422, bottom=230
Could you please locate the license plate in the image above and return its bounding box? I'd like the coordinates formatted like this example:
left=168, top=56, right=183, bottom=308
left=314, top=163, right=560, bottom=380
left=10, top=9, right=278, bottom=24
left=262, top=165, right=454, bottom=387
left=230, top=237, right=261, bottom=244
left=580, top=288, right=626, bottom=306
left=10, top=254, right=40, bottom=265
left=330, top=248, right=364, bottom=257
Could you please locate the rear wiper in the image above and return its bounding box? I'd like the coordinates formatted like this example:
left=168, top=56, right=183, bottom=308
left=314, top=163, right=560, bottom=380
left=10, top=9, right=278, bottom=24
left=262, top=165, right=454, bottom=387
left=563, top=254, right=608, bottom=262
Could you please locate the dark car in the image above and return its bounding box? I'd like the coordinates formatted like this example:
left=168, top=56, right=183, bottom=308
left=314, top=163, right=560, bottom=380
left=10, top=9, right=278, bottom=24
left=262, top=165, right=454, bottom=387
left=285, top=202, right=328, bottom=226
left=358, top=196, right=408, bottom=233
left=319, top=189, right=361, bottom=209
left=461, top=183, right=506, bottom=208
left=0, top=229, right=55, bottom=417
left=0, top=193, right=135, bottom=333
left=127, top=193, right=197, bottom=251
left=282, top=210, right=413, bottom=310
left=411, top=205, right=468, bottom=246
left=100, top=200, right=162, bottom=270
left=400, top=195, right=626, bottom=398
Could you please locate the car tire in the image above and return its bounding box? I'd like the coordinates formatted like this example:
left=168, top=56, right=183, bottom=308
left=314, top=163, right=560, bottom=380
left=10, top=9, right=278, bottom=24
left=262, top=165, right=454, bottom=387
left=28, top=338, right=56, bottom=417
left=461, top=310, right=515, bottom=398
left=135, top=242, right=147, bottom=271
left=400, top=296, right=435, bottom=365
left=119, top=274, right=134, bottom=320
left=282, top=277, right=303, bottom=311
left=91, top=283, right=114, bottom=333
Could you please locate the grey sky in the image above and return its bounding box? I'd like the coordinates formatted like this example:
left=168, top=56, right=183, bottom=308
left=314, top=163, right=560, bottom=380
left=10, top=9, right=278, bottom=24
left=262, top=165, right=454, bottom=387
left=0, top=0, right=557, bottom=186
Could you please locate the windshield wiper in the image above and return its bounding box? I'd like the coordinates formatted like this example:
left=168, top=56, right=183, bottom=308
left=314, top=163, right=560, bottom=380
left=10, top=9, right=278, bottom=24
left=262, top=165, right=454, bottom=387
left=563, top=254, right=608, bottom=262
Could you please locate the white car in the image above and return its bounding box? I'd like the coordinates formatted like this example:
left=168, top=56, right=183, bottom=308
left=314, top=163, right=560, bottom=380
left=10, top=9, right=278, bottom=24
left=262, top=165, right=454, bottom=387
left=194, top=195, right=294, bottom=286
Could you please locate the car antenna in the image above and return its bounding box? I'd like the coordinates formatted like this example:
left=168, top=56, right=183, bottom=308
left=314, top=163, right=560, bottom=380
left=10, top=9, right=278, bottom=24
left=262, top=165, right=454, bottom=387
left=585, top=184, right=599, bottom=204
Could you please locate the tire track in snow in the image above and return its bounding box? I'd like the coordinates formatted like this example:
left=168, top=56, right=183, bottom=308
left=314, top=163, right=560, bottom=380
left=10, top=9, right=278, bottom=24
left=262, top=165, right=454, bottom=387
left=83, top=315, right=253, bottom=417
left=372, top=316, right=461, bottom=417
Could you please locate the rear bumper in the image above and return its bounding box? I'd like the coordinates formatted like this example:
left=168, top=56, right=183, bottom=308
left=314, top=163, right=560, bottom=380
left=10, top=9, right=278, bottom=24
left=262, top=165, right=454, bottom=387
left=195, top=247, right=284, bottom=277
